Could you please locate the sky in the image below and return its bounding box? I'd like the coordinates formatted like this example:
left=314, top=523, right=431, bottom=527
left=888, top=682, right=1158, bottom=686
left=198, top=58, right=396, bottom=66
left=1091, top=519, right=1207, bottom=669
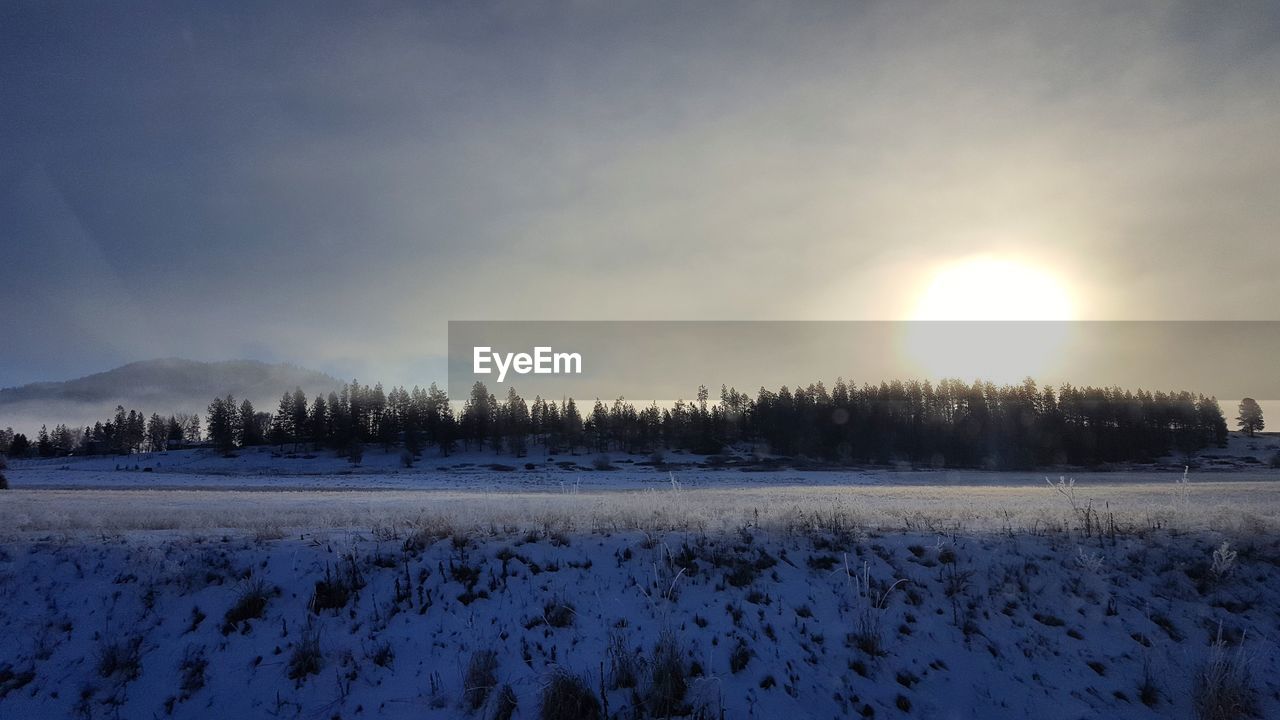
left=2, top=1, right=1280, bottom=389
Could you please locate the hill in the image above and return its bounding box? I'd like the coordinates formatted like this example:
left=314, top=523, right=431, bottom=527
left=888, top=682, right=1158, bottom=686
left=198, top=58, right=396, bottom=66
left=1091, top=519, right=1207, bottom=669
left=0, top=359, right=341, bottom=433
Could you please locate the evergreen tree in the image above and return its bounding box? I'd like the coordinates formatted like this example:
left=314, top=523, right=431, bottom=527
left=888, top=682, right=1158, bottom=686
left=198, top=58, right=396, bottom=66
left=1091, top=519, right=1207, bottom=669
left=562, top=397, right=584, bottom=452
left=37, top=425, right=53, bottom=457
left=207, top=395, right=237, bottom=454
left=291, top=388, right=310, bottom=445
left=461, top=381, right=494, bottom=451
left=272, top=392, right=295, bottom=448
left=166, top=415, right=186, bottom=446
left=53, top=424, right=77, bottom=454
left=1237, top=398, right=1265, bottom=437
left=310, top=394, right=330, bottom=448
left=503, top=387, right=530, bottom=457
left=9, top=433, right=31, bottom=458
left=239, top=399, right=262, bottom=446
left=146, top=413, right=167, bottom=452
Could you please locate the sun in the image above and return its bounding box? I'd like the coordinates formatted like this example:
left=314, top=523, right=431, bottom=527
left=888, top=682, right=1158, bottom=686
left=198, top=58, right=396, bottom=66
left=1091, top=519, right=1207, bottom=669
left=911, top=257, right=1074, bottom=321
left=901, top=257, right=1077, bottom=383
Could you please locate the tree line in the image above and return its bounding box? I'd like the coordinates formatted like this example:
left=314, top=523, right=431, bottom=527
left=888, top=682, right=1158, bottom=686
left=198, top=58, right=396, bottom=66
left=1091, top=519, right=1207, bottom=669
left=0, top=376, right=1237, bottom=469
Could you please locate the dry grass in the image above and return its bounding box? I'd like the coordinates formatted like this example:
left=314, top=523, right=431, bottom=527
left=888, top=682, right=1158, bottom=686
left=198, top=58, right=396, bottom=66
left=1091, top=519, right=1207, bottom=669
left=539, top=668, right=600, bottom=720
left=1193, top=628, right=1259, bottom=720
left=1, top=480, right=1277, bottom=537
left=463, top=649, right=499, bottom=710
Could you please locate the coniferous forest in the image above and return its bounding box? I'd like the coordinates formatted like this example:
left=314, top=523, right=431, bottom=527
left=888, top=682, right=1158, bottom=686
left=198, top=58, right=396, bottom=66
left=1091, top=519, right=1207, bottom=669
left=1, top=377, right=1231, bottom=469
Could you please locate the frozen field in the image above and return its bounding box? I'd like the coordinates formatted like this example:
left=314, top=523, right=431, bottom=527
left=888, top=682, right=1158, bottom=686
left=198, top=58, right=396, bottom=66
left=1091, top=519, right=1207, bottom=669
left=2, top=452, right=1279, bottom=719
left=2, top=479, right=1280, bottom=536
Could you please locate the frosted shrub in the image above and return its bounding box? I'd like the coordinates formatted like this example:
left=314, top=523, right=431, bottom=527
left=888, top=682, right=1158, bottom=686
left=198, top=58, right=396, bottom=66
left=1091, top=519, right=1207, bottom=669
left=223, top=578, right=273, bottom=633
left=96, top=636, right=142, bottom=680
left=1192, top=625, right=1257, bottom=720
left=646, top=631, right=688, bottom=717
left=1047, top=476, right=1097, bottom=534
left=540, top=668, right=601, bottom=720
left=287, top=620, right=323, bottom=680
left=846, top=557, right=906, bottom=656
left=1176, top=466, right=1191, bottom=515
left=1210, top=542, right=1237, bottom=581
left=606, top=633, right=639, bottom=690
left=1074, top=547, right=1105, bottom=574
left=463, top=649, right=499, bottom=710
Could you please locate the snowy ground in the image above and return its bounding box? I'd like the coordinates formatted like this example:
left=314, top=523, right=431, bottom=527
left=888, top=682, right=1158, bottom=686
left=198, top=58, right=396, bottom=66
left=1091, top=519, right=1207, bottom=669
left=2, top=439, right=1279, bottom=719
left=1, top=515, right=1278, bottom=719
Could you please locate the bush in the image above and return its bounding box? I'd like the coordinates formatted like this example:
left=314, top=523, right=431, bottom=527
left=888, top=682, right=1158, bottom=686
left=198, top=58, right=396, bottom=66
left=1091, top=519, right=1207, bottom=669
left=223, top=579, right=272, bottom=633
left=369, top=641, right=394, bottom=668
left=542, top=599, right=575, bottom=628
left=646, top=632, right=688, bottom=717
left=179, top=646, right=207, bottom=696
left=606, top=633, right=639, bottom=689
left=1192, top=629, right=1258, bottom=720
left=463, top=649, right=499, bottom=710
left=540, top=669, right=600, bottom=720
left=309, top=565, right=351, bottom=614
left=591, top=454, right=613, bottom=471
left=1210, top=542, right=1238, bottom=582
left=0, top=455, right=7, bottom=490
left=728, top=639, right=751, bottom=673
left=96, top=636, right=142, bottom=680
left=492, top=683, right=518, bottom=720
left=287, top=622, right=323, bottom=681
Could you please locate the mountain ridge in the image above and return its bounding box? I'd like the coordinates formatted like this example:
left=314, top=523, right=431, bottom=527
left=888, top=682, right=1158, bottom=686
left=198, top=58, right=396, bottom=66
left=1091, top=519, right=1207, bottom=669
left=0, top=359, right=343, bottom=433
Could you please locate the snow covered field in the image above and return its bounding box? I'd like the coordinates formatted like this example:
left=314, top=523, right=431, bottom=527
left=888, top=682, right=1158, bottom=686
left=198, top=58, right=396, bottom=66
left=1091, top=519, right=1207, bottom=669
left=6, top=430, right=1280, bottom=492
left=2, top=447, right=1279, bottom=719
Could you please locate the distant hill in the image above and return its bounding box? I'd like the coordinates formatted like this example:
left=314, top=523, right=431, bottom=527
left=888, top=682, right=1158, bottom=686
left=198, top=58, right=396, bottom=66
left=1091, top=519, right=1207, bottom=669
left=0, top=359, right=342, bottom=434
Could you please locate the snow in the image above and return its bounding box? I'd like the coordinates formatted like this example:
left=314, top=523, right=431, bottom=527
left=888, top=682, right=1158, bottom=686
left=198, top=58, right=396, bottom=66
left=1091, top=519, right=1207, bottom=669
left=6, top=438, right=1280, bottom=492
left=1, top=519, right=1278, bottom=719
left=2, top=441, right=1279, bottom=719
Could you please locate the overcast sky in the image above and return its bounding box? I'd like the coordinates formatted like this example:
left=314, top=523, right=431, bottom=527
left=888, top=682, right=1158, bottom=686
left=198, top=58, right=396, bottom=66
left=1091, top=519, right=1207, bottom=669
left=2, top=1, right=1279, bottom=388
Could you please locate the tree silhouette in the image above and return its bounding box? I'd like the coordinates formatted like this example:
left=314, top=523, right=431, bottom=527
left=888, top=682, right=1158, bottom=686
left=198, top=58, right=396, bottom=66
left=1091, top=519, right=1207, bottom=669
left=1237, top=398, right=1265, bottom=437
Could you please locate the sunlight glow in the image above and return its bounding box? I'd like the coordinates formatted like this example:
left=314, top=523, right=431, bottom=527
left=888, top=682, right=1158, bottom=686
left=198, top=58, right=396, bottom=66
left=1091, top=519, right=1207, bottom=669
left=911, top=257, right=1074, bottom=321
left=901, top=257, right=1076, bottom=383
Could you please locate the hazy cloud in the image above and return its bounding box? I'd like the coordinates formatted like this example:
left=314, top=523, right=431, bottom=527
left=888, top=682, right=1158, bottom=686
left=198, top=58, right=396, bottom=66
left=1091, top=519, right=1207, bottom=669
left=2, top=1, right=1278, bottom=387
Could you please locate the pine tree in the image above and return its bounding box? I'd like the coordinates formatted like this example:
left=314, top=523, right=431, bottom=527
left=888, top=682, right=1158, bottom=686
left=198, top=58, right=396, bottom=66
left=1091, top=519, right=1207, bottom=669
left=562, top=398, right=584, bottom=452
left=9, top=433, right=31, bottom=458
left=239, top=399, right=262, bottom=446
left=424, top=383, right=450, bottom=450
left=207, top=395, right=237, bottom=454
left=272, top=392, right=295, bottom=448
left=37, top=425, right=53, bottom=457
left=291, top=388, right=309, bottom=446
left=1237, top=398, right=1265, bottom=437
left=310, top=394, right=330, bottom=448
left=504, top=387, right=530, bottom=457
left=53, top=424, right=76, bottom=454
left=461, top=381, right=494, bottom=451
left=166, top=416, right=185, bottom=447
left=147, top=413, right=167, bottom=452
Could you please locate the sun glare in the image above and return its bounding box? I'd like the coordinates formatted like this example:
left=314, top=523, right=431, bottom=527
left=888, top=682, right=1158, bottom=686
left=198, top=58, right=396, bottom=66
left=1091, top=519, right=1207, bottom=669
left=902, top=257, right=1076, bottom=383
left=911, top=257, right=1074, bottom=321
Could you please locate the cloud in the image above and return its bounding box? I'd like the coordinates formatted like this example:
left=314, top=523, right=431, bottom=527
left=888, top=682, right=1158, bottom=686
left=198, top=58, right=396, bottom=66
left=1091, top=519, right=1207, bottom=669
left=1, top=1, right=1278, bottom=387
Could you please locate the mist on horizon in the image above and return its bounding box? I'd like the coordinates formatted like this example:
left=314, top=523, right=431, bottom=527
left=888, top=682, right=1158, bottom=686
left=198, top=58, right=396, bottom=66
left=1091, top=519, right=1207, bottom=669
left=3, top=1, right=1280, bottom=388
